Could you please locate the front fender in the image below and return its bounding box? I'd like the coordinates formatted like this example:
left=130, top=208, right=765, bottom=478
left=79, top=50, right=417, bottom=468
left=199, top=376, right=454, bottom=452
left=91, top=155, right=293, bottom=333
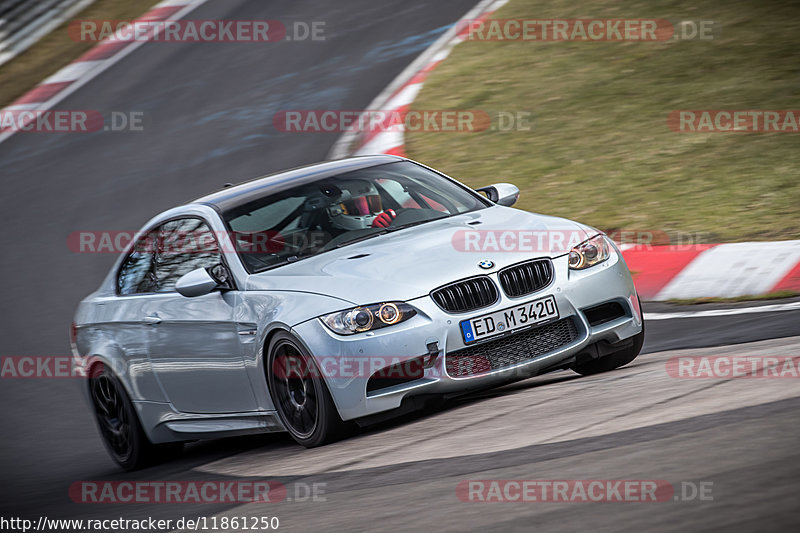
left=237, top=290, right=355, bottom=411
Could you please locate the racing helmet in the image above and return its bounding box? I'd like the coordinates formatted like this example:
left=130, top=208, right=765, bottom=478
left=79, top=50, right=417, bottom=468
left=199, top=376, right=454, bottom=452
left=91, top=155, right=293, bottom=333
left=327, top=180, right=384, bottom=230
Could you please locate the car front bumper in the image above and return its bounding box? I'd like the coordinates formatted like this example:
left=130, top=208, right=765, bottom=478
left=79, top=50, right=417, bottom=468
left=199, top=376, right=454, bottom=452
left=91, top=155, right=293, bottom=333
left=292, top=249, right=642, bottom=421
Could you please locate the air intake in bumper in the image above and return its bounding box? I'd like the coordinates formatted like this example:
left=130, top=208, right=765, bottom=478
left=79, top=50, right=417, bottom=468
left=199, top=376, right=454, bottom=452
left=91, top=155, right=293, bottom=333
left=582, top=301, right=627, bottom=326
left=445, top=317, right=579, bottom=377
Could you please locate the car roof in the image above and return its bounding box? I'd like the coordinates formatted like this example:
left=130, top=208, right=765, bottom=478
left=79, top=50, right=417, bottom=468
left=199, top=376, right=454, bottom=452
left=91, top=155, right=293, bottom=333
left=192, top=155, right=404, bottom=213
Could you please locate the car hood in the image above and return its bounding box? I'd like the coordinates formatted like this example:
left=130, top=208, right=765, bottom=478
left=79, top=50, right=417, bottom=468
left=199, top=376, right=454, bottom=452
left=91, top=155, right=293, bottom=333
left=245, top=206, right=596, bottom=305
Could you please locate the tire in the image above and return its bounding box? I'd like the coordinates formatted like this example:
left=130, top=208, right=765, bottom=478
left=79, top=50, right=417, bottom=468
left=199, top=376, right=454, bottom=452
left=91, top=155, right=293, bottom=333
left=266, top=331, right=349, bottom=447
left=89, top=364, right=182, bottom=470
left=572, top=319, right=645, bottom=376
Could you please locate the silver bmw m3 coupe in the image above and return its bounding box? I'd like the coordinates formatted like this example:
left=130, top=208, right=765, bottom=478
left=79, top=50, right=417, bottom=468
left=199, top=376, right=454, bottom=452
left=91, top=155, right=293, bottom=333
left=72, top=155, right=644, bottom=470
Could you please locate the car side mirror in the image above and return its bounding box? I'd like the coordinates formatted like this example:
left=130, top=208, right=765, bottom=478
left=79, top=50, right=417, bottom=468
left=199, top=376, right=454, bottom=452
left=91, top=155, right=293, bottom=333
left=175, top=267, right=219, bottom=297
left=476, top=183, right=520, bottom=207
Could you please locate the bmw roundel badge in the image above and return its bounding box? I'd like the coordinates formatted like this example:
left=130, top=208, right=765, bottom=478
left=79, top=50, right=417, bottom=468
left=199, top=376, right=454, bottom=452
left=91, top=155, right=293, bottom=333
left=478, top=260, right=495, bottom=270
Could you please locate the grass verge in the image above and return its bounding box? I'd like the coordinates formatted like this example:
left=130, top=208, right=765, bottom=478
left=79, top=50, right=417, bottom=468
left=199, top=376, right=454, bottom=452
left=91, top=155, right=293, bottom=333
left=407, top=0, right=800, bottom=242
left=0, top=0, right=156, bottom=108
left=666, top=290, right=800, bottom=305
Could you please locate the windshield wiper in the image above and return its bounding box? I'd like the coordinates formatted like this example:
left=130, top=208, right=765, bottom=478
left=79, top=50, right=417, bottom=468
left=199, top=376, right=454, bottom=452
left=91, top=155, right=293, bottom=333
left=252, top=251, right=315, bottom=272
left=334, top=229, right=390, bottom=248
left=335, top=218, right=446, bottom=250
left=385, top=216, right=448, bottom=232
left=253, top=231, right=390, bottom=271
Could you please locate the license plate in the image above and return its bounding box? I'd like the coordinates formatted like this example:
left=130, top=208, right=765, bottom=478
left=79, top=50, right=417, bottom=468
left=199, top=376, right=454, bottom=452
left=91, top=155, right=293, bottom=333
left=460, top=295, right=559, bottom=344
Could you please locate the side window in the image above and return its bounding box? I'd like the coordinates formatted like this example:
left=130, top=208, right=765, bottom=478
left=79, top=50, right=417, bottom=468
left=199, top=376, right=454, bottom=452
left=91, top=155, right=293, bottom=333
left=228, top=197, right=305, bottom=232
left=154, top=218, right=222, bottom=293
left=117, top=231, right=158, bottom=295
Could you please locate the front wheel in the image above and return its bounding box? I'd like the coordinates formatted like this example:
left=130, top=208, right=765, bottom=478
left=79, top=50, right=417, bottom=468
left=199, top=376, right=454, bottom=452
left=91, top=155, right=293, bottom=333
left=266, top=331, right=349, bottom=447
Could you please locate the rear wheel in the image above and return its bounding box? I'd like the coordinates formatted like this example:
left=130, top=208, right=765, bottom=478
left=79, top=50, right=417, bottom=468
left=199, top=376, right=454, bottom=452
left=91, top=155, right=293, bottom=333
left=267, top=331, right=349, bottom=447
left=572, top=321, right=645, bottom=376
left=89, top=365, right=181, bottom=470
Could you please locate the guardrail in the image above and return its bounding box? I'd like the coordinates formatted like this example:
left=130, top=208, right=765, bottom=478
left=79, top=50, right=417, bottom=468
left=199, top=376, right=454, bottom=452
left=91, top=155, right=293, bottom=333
left=0, top=0, right=96, bottom=67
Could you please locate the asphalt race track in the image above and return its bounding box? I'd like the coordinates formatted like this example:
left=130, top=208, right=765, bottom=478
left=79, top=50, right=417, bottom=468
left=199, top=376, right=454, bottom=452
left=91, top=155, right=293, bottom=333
left=0, top=1, right=799, bottom=531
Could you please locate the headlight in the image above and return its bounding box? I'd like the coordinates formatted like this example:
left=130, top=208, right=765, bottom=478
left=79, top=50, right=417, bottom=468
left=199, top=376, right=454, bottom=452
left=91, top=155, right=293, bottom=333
left=320, top=302, right=417, bottom=335
left=568, top=234, right=611, bottom=270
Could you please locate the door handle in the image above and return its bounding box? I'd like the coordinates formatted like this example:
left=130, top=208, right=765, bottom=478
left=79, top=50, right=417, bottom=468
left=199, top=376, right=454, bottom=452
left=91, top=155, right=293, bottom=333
left=143, top=315, right=162, bottom=325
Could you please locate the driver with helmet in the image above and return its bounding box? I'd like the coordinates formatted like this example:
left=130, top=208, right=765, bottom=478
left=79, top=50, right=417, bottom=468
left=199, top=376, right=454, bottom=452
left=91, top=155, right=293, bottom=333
left=327, top=180, right=397, bottom=230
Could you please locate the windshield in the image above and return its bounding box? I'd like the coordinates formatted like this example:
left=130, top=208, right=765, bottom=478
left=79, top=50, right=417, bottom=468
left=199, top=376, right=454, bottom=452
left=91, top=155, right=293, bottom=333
left=223, top=161, right=489, bottom=273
